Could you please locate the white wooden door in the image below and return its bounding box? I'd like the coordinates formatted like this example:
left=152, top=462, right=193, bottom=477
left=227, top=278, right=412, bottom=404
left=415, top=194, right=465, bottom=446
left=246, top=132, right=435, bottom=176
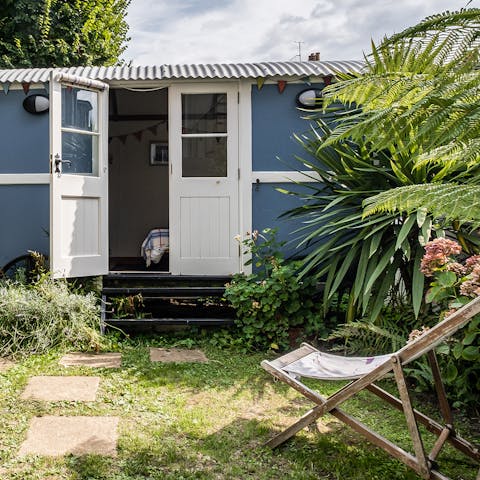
left=50, top=73, right=109, bottom=278
left=169, top=84, right=240, bottom=275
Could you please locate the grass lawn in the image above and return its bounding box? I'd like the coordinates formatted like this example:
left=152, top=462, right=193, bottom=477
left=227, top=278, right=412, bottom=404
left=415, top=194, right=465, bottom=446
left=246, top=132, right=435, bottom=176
left=0, top=335, right=478, bottom=479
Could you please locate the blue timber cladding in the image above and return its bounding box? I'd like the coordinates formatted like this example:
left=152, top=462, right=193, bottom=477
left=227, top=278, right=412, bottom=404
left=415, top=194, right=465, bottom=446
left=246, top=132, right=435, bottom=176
left=0, top=185, right=49, bottom=267
left=252, top=182, right=315, bottom=258
left=251, top=82, right=323, bottom=171
left=0, top=89, right=49, bottom=173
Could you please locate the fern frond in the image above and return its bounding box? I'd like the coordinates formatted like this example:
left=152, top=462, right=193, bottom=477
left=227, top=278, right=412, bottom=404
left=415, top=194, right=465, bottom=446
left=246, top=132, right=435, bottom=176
left=363, top=183, right=480, bottom=227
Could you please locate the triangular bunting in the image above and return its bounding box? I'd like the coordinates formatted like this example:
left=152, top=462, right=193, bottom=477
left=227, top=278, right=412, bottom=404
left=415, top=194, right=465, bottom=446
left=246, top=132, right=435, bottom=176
left=2, top=82, right=10, bottom=95
left=301, top=76, right=311, bottom=86
left=134, top=131, right=143, bottom=142
left=323, top=75, right=332, bottom=86
left=148, top=125, right=158, bottom=135
left=119, top=135, right=127, bottom=145
left=277, top=80, right=287, bottom=94
left=22, top=82, right=30, bottom=95
left=256, top=77, right=266, bottom=90
left=43, top=82, right=49, bottom=92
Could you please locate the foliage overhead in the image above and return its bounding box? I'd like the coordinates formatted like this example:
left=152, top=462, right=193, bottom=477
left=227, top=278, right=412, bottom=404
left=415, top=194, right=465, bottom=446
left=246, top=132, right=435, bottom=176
left=322, top=8, right=480, bottom=224
left=0, top=0, right=131, bottom=68
left=283, top=8, right=480, bottom=320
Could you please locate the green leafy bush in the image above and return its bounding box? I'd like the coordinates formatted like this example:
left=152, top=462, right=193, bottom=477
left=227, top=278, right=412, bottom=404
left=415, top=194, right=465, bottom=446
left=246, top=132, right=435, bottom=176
left=416, top=238, right=480, bottom=409
left=223, top=229, right=324, bottom=350
left=0, top=274, right=103, bottom=357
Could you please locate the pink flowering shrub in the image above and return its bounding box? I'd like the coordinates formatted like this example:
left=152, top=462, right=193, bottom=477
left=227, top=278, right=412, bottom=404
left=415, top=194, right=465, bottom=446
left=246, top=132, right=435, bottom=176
left=419, top=238, right=480, bottom=409
left=421, top=238, right=480, bottom=304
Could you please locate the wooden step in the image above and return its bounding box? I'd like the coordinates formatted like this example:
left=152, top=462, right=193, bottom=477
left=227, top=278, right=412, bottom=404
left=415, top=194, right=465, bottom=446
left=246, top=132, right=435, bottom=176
left=102, top=286, right=226, bottom=298
left=103, top=317, right=234, bottom=327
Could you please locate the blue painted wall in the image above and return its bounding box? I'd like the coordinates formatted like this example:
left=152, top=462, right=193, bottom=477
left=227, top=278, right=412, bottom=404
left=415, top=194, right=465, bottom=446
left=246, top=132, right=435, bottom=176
left=0, top=185, right=49, bottom=267
left=251, top=83, right=323, bottom=172
left=0, top=88, right=49, bottom=173
left=252, top=182, right=318, bottom=259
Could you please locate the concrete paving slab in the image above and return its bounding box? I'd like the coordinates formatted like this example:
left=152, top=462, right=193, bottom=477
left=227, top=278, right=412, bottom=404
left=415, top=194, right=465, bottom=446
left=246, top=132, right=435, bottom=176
left=0, top=358, right=14, bottom=372
left=18, top=416, right=119, bottom=457
left=149, top=347, right=208, bottom=363
left=59, top=352, right=121, bottom=368
left=21, top=376, right=100, bottom=402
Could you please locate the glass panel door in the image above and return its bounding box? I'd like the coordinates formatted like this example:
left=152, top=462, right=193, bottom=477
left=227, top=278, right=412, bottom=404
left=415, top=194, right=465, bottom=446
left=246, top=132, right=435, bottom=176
left=181, top=93, right=227, bottom=178
left=61, top=86, right=99, bottom=175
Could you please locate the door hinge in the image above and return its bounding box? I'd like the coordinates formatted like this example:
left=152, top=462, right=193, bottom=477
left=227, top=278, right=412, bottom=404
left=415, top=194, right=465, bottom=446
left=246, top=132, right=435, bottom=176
left=237, top=91, right=240, bottom=104
left=238, top=244, right=241, bottom=257
left=238, top=168, right=240, bottom=180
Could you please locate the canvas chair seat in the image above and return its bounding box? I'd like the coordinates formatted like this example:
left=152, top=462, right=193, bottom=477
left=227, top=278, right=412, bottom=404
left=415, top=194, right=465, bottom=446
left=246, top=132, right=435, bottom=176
left=262, top=296, right=480, bottom=480
left=282, top=348, right=392, bottom=380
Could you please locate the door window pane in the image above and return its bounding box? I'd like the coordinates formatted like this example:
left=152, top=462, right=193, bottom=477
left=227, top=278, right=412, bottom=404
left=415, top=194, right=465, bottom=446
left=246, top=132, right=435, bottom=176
left=62, top=132, right=98, bottom=175
left=62, top=86, right=98, bottom=132
left=182, top=94, right=227, bottom=134
left=182, top=137, right=227, bottom=177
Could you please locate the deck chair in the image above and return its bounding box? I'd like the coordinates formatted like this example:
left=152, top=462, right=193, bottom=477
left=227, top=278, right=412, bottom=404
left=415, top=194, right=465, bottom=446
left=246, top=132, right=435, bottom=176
left=261, top=296, right=480, bottom=480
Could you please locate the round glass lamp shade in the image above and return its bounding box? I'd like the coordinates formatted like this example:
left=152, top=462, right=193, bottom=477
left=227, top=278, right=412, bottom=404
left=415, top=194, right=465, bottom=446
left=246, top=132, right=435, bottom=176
left=23, top=94, right=50, bottom=114
left=295, top=88, right=323, bottom=109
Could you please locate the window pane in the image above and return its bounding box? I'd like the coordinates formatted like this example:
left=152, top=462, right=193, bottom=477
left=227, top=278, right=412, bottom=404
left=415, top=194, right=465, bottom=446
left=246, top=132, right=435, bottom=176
left=182, top=137, right=227, bottom=177
left=62, top=86, right=98, bottom=132
left=182, top=93, right=227, bottom=134
left=62, top=132, right=98, bottom=175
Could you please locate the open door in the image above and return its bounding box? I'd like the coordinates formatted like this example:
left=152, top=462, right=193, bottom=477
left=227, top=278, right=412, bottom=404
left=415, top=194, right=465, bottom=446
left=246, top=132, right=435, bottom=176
left=169, top=84, right=240, bottom=275
left=50, top=73, right=109, bottom=278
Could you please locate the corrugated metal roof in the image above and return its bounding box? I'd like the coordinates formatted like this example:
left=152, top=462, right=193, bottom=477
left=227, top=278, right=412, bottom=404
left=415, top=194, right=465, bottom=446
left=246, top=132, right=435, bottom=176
left=0, top=61, right=364, bottom=84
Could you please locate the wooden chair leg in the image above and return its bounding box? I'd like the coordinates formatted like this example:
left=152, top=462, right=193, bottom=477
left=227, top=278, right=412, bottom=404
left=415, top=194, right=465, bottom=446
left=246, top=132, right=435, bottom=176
left=265, top=405, right=323, bottom=448
left=392, top=356, right=430, bottom=479
left=427, top=351, right=453, bottom=425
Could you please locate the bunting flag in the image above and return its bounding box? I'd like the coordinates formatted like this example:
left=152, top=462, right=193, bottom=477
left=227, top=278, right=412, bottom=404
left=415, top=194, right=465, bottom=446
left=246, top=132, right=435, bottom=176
left=301, top=76, right=311, bottom=86
left=277, top=80, right=287, bottom=94
left=323, top=75, right=332, bottom=86
left=43, top=82, right=49, bottom=92
left=256, top=77, right=266, bottom=90
left=22, top=82, right=30, bottom=95
left=108, top=121, right=166, bottom=145
left=2, top=82, right=10, bottom=95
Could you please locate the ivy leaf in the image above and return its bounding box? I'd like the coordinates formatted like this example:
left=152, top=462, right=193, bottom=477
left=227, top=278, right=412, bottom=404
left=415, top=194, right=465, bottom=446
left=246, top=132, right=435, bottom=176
left=461, top=346, right=479, bottom=361
left=445, top=363, right=458, bottom=382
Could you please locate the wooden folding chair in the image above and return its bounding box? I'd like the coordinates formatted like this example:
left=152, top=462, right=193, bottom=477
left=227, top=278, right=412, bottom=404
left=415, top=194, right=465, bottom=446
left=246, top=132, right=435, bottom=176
left=261, top=296, right=480, bottom=480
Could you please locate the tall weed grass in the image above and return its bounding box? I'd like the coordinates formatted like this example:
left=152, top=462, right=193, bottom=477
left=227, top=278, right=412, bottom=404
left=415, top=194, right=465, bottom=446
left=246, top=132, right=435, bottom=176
left=0, top=275, right=102, bottom=358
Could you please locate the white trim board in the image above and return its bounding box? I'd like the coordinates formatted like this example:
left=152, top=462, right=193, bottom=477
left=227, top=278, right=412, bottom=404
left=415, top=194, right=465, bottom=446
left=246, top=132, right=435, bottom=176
left=0, top=174, right=50, bottom=185
left=252, top=171, right=321, bottom=183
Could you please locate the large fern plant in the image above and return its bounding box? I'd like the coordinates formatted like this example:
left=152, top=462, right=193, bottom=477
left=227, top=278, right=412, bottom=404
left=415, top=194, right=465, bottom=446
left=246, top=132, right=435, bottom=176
left=285, top=8, right=480, bottom=321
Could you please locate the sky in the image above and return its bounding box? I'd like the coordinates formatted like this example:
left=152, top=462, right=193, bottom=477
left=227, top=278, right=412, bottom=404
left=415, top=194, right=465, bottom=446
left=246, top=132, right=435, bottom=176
left=123, top=0, right=472, bottom=66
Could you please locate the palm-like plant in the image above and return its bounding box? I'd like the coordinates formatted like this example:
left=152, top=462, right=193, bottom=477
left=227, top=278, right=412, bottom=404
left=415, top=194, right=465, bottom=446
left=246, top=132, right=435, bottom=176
left=285, top=8, right=480, bottom=321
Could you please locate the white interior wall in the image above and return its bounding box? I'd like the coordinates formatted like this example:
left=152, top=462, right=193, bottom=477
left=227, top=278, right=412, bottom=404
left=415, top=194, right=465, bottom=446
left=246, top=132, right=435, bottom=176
left=108, top=88, right=169, bottom=257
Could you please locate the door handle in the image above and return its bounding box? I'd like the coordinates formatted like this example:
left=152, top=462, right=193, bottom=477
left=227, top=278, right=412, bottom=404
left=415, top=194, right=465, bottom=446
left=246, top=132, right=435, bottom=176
left=54, top=154, right=71, bottom=174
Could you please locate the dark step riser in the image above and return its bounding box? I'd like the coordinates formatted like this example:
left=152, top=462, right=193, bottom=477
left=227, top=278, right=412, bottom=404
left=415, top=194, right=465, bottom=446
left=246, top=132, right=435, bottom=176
left=103, top=274, right=231, bottom=289
left=103, top=288, right=225, bottom=297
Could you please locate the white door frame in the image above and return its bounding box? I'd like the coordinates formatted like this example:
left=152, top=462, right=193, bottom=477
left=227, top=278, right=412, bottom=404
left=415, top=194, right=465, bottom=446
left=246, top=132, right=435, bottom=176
left=168, top=82, right=242, bottom=275
left=49, top=73, right=109, bottom=278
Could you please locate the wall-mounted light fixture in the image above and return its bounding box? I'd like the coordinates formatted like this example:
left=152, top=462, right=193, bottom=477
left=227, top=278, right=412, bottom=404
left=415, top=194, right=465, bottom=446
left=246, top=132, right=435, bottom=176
left=23, top=94, right=49, bottom=114
left=295, top=88, right=323, bottom=109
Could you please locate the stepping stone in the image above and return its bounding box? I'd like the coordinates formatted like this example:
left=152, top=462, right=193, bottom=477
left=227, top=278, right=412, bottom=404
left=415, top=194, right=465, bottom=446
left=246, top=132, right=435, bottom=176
left=21, top=376, right=100, bottom=402
left=149, top=347, right=208, bottom=363
left=0, top=358, right=14, bottom=372
left=59, top=352, right=121, bottom=368
left=18, top=416, right=119, bottom=457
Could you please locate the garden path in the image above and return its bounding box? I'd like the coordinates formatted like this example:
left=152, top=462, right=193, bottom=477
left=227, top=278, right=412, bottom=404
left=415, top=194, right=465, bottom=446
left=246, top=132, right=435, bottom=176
left=16, top=348, right=208, bottom=457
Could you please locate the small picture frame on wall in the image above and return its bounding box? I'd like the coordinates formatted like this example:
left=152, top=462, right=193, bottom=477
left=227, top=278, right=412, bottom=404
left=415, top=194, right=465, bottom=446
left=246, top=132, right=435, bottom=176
left=150, top=142, right=168, bottom=166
